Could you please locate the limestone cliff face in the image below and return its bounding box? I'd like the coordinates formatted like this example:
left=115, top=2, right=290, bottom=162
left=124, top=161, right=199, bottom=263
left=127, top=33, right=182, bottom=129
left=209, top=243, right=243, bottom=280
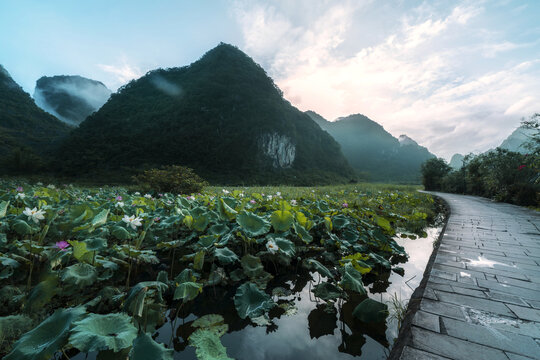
left=259, top=132, right=296, bottom=168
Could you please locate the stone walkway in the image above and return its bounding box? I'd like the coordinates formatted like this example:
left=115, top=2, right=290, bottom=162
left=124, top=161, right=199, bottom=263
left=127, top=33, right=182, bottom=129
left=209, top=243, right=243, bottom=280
left=400, top=192, right=540, bottom=360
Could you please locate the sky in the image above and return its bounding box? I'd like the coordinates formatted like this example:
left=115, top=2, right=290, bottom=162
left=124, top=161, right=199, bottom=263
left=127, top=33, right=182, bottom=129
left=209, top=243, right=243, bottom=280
left=1, top=0, right=539, bottom=159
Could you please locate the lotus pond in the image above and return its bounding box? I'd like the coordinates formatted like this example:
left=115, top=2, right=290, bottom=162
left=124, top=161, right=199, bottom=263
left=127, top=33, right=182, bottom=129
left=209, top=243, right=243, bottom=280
left=0, top=181, right=441, bottom=359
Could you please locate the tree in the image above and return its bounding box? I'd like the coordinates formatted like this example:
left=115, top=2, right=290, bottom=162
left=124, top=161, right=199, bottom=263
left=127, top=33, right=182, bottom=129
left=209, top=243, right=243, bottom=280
left=421, top=158, right=451, bottom=191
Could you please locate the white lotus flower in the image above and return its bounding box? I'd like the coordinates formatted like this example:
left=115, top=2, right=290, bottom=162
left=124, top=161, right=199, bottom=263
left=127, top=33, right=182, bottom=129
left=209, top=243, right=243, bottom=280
left=266, top=239, right=279, bottom=254
left=134, top=192, right=141, bottom=196
left=267, top=195, right=273, bottom=200
left=23, top=207, right=46, bottom=224
left=222, top=189, right=230, bottom=194
left=276, top=192, right=281, bottom=196
left=122, top=215, right=143, bottom=230
left=115, top=201, right=125, bottom=208
left=15, top=193, right=26, bottom=200
left=290, top=199, right=297, bottom=206
left=144, top=194, right=152, bottom=199
left=47, top=184, right=56, bottom=189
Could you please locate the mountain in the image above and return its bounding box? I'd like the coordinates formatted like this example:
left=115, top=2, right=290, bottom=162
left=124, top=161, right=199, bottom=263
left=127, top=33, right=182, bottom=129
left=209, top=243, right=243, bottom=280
left=34, top=75, right=111, bottom=126
left=499, top=126, right=537, bottom=154
left=449, top=153, right=464, bottom=170
left=306, top=111, right=435, bottom=182
left=56, top=43, right=354, bottom=185
left=0, top=65, right=71, bottom=166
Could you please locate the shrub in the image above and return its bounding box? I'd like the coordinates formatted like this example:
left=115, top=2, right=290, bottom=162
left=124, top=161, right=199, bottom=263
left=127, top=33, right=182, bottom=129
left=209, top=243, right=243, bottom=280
left=421, top=158, right=451, bottom=191
left=133, top=165, right=207, bottom=194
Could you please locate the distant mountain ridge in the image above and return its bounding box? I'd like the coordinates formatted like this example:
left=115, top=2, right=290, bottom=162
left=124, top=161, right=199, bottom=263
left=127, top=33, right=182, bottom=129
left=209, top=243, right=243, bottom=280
left=56, top=43, right=354, bottom=184
left=306, top=111, right=435, bottom=182
left=0, top=64, right=70, bottom=158
left=34, top=75, right=111, bottom=125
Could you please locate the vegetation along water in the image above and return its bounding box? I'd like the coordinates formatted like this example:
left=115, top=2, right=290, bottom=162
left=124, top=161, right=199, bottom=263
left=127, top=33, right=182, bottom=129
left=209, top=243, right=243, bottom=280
left=0, top=181, right=442, bottom=359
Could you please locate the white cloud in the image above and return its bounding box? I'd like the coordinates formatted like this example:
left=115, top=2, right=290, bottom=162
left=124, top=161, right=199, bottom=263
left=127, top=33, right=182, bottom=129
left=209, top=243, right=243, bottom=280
left=97, top=60, right=143, bottom=89
left=232, top=0, right=540, bottom=159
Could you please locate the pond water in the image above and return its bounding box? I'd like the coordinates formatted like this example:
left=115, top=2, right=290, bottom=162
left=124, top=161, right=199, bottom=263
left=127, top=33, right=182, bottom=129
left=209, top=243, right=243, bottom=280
left=68, top=226, right=441, bottom=360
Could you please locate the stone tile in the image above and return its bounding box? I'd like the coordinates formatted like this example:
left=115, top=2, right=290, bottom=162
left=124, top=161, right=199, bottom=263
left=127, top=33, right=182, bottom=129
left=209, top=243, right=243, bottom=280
left=400, top=346, right=452, bottom=360
left=487, top=291, right=530, bottom=306
left=434, top=291, right=516, bottom=317
left=412, top=310, right=440, bottom=333
left=496, top=275, right=540, bottom=291
left=428, top=276, right=481, bottom=290
left=505, top=353, right=537, bottom=360
left=477, top=279, right=540, bottom=301
left=420, top=298, right=467, bottom=321
left=441, top=316, right=540, bottom=358
left=410, top=326, right=510, bottom=360
left=450, top=286, right=487, bottom=298
left=506, top=304, right=540, bottom=322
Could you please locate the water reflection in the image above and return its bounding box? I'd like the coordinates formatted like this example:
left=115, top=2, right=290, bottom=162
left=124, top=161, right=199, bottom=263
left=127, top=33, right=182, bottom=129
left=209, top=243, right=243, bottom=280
left=70, top=226, right=441, bottom=360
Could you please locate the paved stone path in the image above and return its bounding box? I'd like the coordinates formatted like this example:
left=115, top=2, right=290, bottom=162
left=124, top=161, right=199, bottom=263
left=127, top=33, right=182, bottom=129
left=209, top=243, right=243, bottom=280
left=400, top=192, right=540, bottom=360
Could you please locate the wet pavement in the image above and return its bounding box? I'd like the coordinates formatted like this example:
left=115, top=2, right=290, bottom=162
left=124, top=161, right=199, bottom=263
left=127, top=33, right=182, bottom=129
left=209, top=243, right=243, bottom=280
left=400, top=192, right=540, bottom=360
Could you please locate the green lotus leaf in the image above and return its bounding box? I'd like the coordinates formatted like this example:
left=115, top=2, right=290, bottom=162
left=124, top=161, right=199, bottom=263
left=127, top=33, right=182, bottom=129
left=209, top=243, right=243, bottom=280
left=214, top=247, right=239, bottom=265
left=0, top=256, right=19, bottom=279
left=218, top=198, right=237, bottom=221
left=111, top=225, right=131, bottom=240
left=68, top=240, right=94, bottom=263
left=304, top=259, right=334, bottom=280
left=12, top=219, right=33, bottom=235
left=293, top=222, right=313, bottom=244
left=369, top=253, right=391, bottom=269
left=175, top=268, right=197, bottom=284
left=91, top=209, right=109, bottom=227
left=5, top=307, right=86, bottom=360
left=193, top=214, right=209, bottom=232
left=352, top=298, right=389, bottom=323
left=85, top=237, right=108, bottom=251
left=375, top=215, right=392, bottom=232
left=157, top=270, right=169, bottom=284
left=192, top=314, right=224, bottom=329
left=312, top=282, right=343, bottom=301
left=174, top=282, right=202, bottom=302
left=236, top=211, right=270, bottom=237
left=198, top=234, right=218, bottom=249
left=0, top=315, right=34, bottom=343
left=229, top=268, right=246, bottom=282
left=61, top=263, right=98, bottom=287
left=241, top=254, right=264, bottom=278
left=340, top=263, right=366, bottom=295
left=26, top=275, right=59, bottom=312
left=69, top=313, right=137, bottom=353
left=208, top=223, right=229, bottom=236
left=129, top=332, right=173, bottom=360
left=124, top=282, right=168, bottom=316
left=332, top=214, right=350, bottom=230
left=189, top=324, right=233, bottom=360
left=234, top=282, right=274, bottom=319
left=194, top=250, right=205, bottom=270
left=275, top=238, right=295, bottom=257
left=270, top=210, right=294, bottom=232
left=0, top=200, right=9, bottom=218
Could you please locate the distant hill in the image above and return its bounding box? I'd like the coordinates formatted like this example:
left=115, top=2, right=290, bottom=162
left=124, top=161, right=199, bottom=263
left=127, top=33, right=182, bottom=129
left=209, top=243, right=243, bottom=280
left=499, top=126, right=537, bottom=154
left=306, top=111, right=435, bottom=182
left=449, top=153, right=464, bottom=170
left=56, top=43, right=354, bottom=185
left=0, top=65, right=71, bottom=168
left=34, top=75, right=111, bottom=126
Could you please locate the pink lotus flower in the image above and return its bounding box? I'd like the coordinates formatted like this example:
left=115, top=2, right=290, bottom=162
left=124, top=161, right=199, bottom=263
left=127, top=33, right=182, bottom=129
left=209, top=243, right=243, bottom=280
left=55, top=241, right=70, bottom=251
left=250, top=200, right=256, bottom=204
left=16, top=186, right=23, bottom=192
left=518, top=165, right=526, bottom=171
left=116, top=196, right=123, bottom=201
left=342, top=203, right=348, bottom=208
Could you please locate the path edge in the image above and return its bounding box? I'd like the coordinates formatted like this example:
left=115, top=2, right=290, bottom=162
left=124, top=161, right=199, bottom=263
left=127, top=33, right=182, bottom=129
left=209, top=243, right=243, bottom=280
left=387, top=194, right=450, bottom=360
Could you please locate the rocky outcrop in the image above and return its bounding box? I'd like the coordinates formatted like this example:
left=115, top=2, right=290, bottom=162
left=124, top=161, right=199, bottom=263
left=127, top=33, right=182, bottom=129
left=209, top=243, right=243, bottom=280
left=259, top=132, right=296, bottom=168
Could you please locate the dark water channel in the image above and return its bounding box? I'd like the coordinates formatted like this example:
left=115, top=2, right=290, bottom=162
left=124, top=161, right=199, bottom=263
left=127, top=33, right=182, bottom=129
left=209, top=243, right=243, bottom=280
left=159, top=226, right=441, bottom=360
left=69, top=226, right=441, bottom=360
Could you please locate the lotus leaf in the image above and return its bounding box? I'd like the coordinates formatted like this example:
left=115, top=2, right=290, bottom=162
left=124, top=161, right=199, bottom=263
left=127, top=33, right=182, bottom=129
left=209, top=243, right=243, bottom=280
left=193, top=214, right=209, bottom=232
left=68, top=240, right=94, bottom=263
left=0, top=256, right=19, bottom=279
left=218, top=198, right=237, bottom=221
left=332, top=214, right=350, bottom=230
left=175, top=268, right=197, bottom=283
left=214, top=247, right=239, bottom=265
left=208, top=223, right=229, bottom=236
left=352, top=298, right=389, bottom=323
left=0, top=200, right=9, bottom=218
left=174, top=282, right=202, bottom=302
left=12, top=219, right=33, bottom=235
left=125, top=281, right=168, bottom=316
left=250, top=314, right=271, bottom=326
left=312, top=282, right=343, bottom=301
left=61, top=263, right=98, bottom=287
left=192, top=314, right=224, bottom=328
left=4, top=307, right=85, bottom=360
left=198, top=234, right=218, bottom=249
left=240, top=254, right=264, bottom=278
left=274, top=238, right=295, bottom=257
left=270, top=209, right=294, bottom=232
left=91, top=209, right=109, bottom=227
left=129, top=332, right=173, bottom=360
left=189, top=324, right=233, bottom=360
left=293, top=222, right=313, bottom=244
left=236, top=211, right=270, bottom=237
left=304, top=259, right=334, bottom=279
left=340, top=263, right=366, bottom=295
left=69, top=313, right=138, bottom=352
left=324, top=216, right=333, bottom=231
left=234, top=282, right=274, bottom=319
left=26, top=275, right=59, bottom=312
left=0, top=315, right=34, bottom=342
left=194, top=250, right=205, bottom=270
left=111, top=225, right=131, bottom=240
